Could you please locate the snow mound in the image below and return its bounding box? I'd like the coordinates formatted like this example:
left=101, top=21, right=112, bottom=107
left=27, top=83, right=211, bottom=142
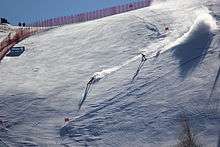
left=171, top=12, right=217, bottom=77
left=166, top=12, right=217, bottom=50
left=92, top=12, right=217, bottom=81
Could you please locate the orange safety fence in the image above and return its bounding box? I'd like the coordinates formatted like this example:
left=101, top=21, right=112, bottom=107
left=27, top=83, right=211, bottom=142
left=28, top=0, right=152, bottom=27
left=0, top=27, right=45, bottom=61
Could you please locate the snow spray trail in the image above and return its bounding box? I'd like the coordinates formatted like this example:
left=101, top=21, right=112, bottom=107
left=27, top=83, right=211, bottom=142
left=63, top=49, right=220, bottom=146
left=78, top=55, right=140, bottom=110
left=78, top=11, right=217, bottom=109
left=132, top=12, right=217, bottom=80
left=171, top=12, right=217, bottom=77
left=165, top=11, right=217, bottom=52
left=75, top=50, right=220, bottom=121
left=79, top=50, right=164, bottom=109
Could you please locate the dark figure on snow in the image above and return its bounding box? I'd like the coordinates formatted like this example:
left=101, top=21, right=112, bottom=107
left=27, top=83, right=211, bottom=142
left=155, top=50, right=161, bottom=58
left=141, top=53, right=147, bottom=62
left=132, top=53, right=147, bottom=82
left=22, top=22, right=26, bottom=27
left=88, top=76, right=95, bottom=85
left=78, top=75, right=101, bottom=110
left=18, top=22, right=22, bottom=27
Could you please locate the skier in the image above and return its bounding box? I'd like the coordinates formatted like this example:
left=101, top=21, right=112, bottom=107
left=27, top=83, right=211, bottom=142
left=165, top=27, right=169, bottom=31
left=78, top=75, right=100, bottom=110
left=132, top=53, right=147, bottom=81
left=155, top=50, right=161, bottom=58
left=141, top=53, right=147, bottom=62
left=88, top=76, right=95, bottom=85
left=78, top=79, right=93, bottom=110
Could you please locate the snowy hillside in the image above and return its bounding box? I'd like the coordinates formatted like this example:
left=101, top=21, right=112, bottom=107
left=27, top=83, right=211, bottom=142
left=0, top=24, right=12, bottom=41
left=0, top=24, right=20, bottom=43
left=0, top=0, right=220, bottom=146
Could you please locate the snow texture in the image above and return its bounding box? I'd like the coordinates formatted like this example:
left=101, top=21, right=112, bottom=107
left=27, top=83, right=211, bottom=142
left=0, top=0, right=220, bottom=146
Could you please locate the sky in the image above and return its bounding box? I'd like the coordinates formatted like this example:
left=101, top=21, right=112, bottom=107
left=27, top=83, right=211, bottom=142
left=1, top=0, right=138, bottom=25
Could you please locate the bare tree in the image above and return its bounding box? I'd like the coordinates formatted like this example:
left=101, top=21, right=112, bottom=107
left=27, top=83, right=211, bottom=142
left=217, top=130, right=220, bottom=147
left=176, top=113, right=202, bottom=147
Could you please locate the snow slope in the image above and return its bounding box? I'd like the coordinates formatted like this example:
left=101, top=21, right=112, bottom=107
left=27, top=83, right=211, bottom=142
left=0, top=25, right=10, bottom=42
left=0, top=0, right=220, bottom=146
left=0, top=24, right=19, bottom=41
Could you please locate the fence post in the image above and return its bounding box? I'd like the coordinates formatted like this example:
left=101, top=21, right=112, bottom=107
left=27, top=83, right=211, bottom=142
left=101, top=9, right=104, bottom=18
left=67, top=16, right=70, bottom=24
left=46, top=19, right=49, bottom=27
left=134, top=2, right=138, bottom=9
left=97, top=10, right=101, bottom=18
left=141, top=1, right=145, bottom=8
left=109, top=7, right=112, bottom=16
left=49, top=19, right=53, bottom=26
left=96, top=10, right=99, bottom=19
left=45, top=20, right=48, bottom=27
left=73, top=15, right=76, bottom=23
left=37, top=21, right=40, bottom=27
left=36, top=21, right=39, bottom=27
left=107, top=8, right=110, bottom=16
left=52, top=18, right=55, bottom=26
left=99, top=9, right=103, bottom=18
left=136, top=1, right=140, bottom=9
left=82, top=13, right=86, bottom=22
left=142, top=0, right=145, bottom=7
left=63, top=16, right=66, bottom=25
left=85, top=13, right=88, bottom=21
left=79, top=14, right=82, bottom=22
left=57, top=17, right=60, bottom=25
left=145, top=0, right=150, bottom=7
left=116, top=6, right=119, bottom=14
left=34, top=22, right=37, bottom=27
left=62, top=16, right=64, bottom=25
left=43, top=20, right=46, bottom=27
left=41, top=20, right=44, bottom=27
left=42, top=20, right=45, bottom=27
left=93, top=11, right=96, bottom=20
left=39, top=20, right=42, bottom=27
left=70, top=15, right=73, bottom=23
left=77, top=14, right=80, bottom=22
left=95, top=11, right=97, bottom=19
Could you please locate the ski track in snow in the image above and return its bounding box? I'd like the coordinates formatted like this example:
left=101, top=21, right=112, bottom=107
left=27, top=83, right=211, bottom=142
left=92, top=10, right=217, bottom=80
left=1, top=0, right=220, bottom=146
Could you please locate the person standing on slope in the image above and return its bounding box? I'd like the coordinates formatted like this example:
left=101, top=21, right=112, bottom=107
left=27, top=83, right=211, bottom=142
left=141, top=53, right=147, bottom=62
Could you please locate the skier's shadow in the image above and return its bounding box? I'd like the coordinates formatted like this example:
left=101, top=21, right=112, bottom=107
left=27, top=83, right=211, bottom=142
left=172, top=27, right=214, bottom=78
left=78, top=76, right=101, bottom=110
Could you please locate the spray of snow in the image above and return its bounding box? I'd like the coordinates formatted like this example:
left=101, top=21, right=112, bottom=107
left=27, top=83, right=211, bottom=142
left=91, top=10, right=217, bottom=81
left=93, top=55, right=141, bottom=79
left=164, top=11, right=217, bottom=51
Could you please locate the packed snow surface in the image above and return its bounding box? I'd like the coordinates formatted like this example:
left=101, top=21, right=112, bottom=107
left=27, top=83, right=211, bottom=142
left=0, top=0, right=220, bottom=146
